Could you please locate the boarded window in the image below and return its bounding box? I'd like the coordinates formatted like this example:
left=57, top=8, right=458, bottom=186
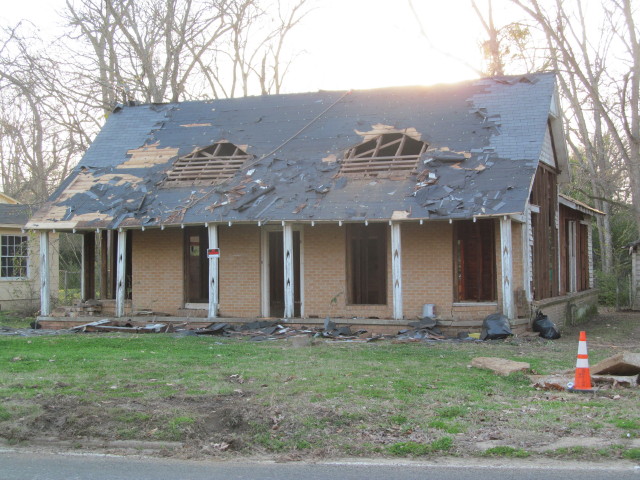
left=454, top=220, right=496, bottom=302
left=1, top=235, right=28, bottom=278
left=340, top=133, right=427, bottom=178
left=164, top=142, right=252, bottom=186
left=347, top=224, right=387, bottom=304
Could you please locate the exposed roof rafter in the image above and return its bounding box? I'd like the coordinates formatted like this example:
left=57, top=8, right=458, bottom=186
left=340, top=133, right=428, bottom=178
left=163, top=142, right=253, bottom=186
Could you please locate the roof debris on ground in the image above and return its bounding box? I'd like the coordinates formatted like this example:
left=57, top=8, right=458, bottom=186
left=2, top=317, right=488, bottom=343
left=529, top=351, right=640, bottom=391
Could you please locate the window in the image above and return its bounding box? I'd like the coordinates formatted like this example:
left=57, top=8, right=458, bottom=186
left=347, top=224, right=387, bottom=304
left=164, top=142, right=252, bottom=186
left=1, top=235, right=28, bottom=279
left=340, top=133, right=428, bottom=178
left=454, top=220, right=496, bottom=301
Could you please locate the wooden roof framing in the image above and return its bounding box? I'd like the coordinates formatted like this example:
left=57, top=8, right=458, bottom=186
left=340, top=133, right=428, bottom=178
left=164, top=142, right=252, bottom=186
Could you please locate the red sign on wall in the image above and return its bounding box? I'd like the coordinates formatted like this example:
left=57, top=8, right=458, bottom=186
left=207, top=248, right=220, bottom=258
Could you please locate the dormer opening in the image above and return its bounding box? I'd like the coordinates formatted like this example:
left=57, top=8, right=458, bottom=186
left=163, top=141, right=252, bottom=186
left=339, top=133, right=428, bottom=178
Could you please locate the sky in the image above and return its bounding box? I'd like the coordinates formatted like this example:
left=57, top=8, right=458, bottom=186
left=284, top=0, right=497, bottom=91
left=0, top=0, right=527, bottom=93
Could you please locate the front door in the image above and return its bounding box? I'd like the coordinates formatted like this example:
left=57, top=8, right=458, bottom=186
left=267, top=230, right=301, bottom=317
left=185, top=226, right=208, bottom=303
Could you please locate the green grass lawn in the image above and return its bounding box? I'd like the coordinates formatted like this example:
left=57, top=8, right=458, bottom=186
left=1, top=313, right=639, bottom=460
left=0, top=311, right=32, bottom=329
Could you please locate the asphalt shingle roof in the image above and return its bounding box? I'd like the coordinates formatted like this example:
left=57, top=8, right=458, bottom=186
left=28, top=72, right=559, bottom=230
left=0, top=204, right=32, bottom=226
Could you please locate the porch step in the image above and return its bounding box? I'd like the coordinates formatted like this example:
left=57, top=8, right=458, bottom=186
left=51, top=299, right=132, bottom=318
left=176, top=308, right=209, bottom=318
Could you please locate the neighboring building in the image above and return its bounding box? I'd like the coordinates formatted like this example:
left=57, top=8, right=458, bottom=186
left=628, top=241, right=640, bottom=310
left=27, top=73, right=599, bottom=331
left=0, top=194, right=58, bottom=313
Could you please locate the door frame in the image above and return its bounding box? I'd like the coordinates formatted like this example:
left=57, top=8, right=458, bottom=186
left=260, top=225, right=304, bottom=318
left=183, top=226, right=208, bottom=305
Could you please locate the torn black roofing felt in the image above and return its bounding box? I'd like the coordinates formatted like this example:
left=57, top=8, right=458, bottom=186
left=30, top=73, right=559, bottom=230
left=0, top=203, right=33, bottom=226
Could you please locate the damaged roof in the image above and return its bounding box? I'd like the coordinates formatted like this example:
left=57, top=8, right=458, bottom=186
left=28, top=72, right=563, bottom=230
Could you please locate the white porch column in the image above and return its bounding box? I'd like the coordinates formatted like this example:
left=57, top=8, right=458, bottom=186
left=39, top=231, right=50, bottom=316
left=586, top=221, right=594, bottom=289
left=391, top=222, right=403, bottom=321
left=80, top=236, right=85, bottom=302
left=115, top=230, right=127, bottom=318
left=260, top=229, right=269, bottom=317
left=568, top=221, right=577, bottom=292
left=208, top=224, right=219, bottom=318
left=283, top=223, right=294, bottom=319
left=522, top=207, right=533, bottom=302
left=500, top=217, right=515, bottom=320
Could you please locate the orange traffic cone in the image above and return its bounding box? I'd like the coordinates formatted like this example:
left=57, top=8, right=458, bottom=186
left=568, top=331, right=596, bottom=393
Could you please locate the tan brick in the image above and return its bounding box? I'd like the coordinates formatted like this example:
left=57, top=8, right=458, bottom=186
left=127, top=219, right=528, bottom=322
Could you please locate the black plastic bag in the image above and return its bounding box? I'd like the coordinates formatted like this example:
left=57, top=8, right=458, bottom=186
left=480, top=313, right=512, bottom=340
left=532, top=311, right=561, bottom=340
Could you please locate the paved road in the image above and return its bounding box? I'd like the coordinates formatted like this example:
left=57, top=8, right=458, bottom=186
left=1, top=450, right=639, bottom=480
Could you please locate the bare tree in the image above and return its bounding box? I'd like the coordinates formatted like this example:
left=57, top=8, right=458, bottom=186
left=64, top=0, right=234, bottom=108
left=511, top=0, right=639, bottom=273
left=0, top=25, right=92, bottom=202
left=410, top=0, right=547, bottom=77
left=472, top=0, right=505, bottom=75
left=196, top=0, right=309, bottom=98
left=0, top=0, right=310, bottom=201
left=63, top=0, right=310, bottom=107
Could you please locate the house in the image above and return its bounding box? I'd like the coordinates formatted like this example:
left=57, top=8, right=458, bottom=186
left=0, top=194, right=58, bottom=313
left=628, top=241, right=640, bottom=310
left=27, top=73, right=599, bottom=332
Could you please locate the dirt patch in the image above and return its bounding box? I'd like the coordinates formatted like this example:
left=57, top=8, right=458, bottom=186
left=4, top=385, right=638, bottom=460
left=3, top=391, right=273, bottom=457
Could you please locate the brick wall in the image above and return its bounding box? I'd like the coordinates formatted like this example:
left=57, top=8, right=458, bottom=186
left=401, top=222, right=455, bottom=320
left=303, top=224, right=393, bottom=319
left=218, top=225, right=261, bottom=317
left=533, top=289, right=598, bottom=328
left=450, top=303, right=499, bottom=321
left=131, top=226, right=262, bottom=317
left=304, top=222, right=463, bottom=321
left=127, top=219, right=541, bottom=322
left=131, top=229, right=184, bottom=315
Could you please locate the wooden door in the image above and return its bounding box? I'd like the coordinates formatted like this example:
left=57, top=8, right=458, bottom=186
left=185, top=227, right=208, bottom=303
